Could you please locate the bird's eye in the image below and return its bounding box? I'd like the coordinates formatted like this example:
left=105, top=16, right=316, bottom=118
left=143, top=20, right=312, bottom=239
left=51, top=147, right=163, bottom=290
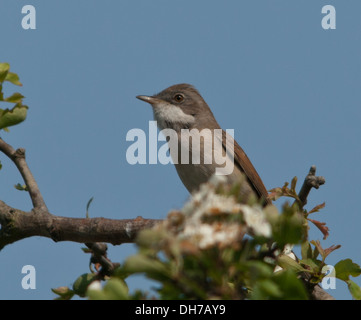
left=174, top=94, right=184, bottom=102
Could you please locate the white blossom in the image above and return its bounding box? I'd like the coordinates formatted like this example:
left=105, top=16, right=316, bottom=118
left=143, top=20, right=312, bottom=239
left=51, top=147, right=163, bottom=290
left=174, top=175, right=272, bottom=249
left=240, top=205, right=272, bottom=238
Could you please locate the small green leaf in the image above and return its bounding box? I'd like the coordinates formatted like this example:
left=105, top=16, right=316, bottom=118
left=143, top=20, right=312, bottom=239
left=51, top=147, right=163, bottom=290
left=4, top=92, right=24, bottom=103
left=72, top=273, right=98, bottom=297
left=269, top=179, right=301, bottom=202
left=0, top=103, right=28, bottom=130
left=335, top=259, right=361, bottom=282
left=277, top=254, right=309, bottom=273
left=347, top=280, right=361, bottom=300
left=301, top=241, right=312, bottom=260
left=300, top=258, right=321, bottom=273
left=268, top=187, right=283, bottom=201
left=0, top=63, right=10, bottom=83
left=81, top=247, right=92, bottom=253
left=310, top=240, right=325, bottom=261
left=52, top=286, right=75, bottom=300
left=14, top=183, right=28, bottom=191
left=312, top=245, right=319, bottom=260
left=290, top=176, right=297, bottom=193
left=5, top=72, right=22, bottom=86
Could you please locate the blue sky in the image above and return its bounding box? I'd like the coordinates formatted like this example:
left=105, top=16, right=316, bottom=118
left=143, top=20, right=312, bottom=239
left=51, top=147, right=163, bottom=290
left=0, top=1, right=360, bottom=299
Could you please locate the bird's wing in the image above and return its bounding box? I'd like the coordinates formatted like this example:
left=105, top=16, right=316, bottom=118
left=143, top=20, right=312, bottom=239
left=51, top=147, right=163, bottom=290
left=222, top=130, right=271, bottom=205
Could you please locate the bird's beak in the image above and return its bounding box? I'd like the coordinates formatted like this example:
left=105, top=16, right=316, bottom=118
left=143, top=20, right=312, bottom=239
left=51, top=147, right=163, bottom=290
left=136, top=95, right=163, bottom=105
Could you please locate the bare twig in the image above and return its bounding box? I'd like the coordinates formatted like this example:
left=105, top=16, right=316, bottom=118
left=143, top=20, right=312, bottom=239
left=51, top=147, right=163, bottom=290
left=297, top=165, right=325, bottom=210
left=0, top=139, right=48, bottom=212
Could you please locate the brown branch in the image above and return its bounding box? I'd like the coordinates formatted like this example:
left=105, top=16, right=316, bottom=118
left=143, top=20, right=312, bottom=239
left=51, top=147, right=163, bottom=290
left=0, top=139, right=48, bottom=212
left=0, top=200, right=160, bottom=251
left=310, top=285, right=335, bottom=300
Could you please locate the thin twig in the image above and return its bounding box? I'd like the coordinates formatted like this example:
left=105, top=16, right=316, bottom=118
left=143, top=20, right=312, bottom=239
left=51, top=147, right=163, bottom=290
left=0, top=139, right=48, bottom=212
left=296, top=165, right=325, bottom=210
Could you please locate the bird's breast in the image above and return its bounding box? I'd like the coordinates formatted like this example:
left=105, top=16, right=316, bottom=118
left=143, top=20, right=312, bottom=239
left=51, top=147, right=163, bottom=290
left=170, top=129, right=244, bottom=193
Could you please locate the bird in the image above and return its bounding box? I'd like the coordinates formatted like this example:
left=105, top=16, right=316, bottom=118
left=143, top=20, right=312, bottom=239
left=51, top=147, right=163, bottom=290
left=136, top=83, right=270, bottom=206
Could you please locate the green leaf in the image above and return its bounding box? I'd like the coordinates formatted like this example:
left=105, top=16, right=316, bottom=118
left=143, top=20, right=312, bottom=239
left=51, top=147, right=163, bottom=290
left=124, top=254, right=170, bottom=279
left=310, top=240, right=325, bottom=261
left=14, top=183, right=28, bottom=191
left=5, top=72, right=22, bottom=86
left=52, top=286, right=75, bottom=300
left=272, top=204, right=305, bottom=247
left=300, top=258, right=321, bottom=273
left=246, top=260, right=274, bottom=279
left=0, top=103, right=28, bottom=130
left=4, top=92, right=24, bottom=103
left=269, top=179, right=301, bottom=203
left=290, top=176, right=297, bottom=193
left=312, top=245, right=320, bottom=260
left=72, top=273, right=98, bottom=297
left=103, top=278, right=129, bottom=300
left=251, top=279, right=282, bottom=300
left=334, top=259, right=361, bottom=282
left=81, top=247, right=92, bottom=253
left=0, top=63, right=10, bottom=83
left=347, top=280, right=361, bottom=300
left=272, top=269, right=308, bottom=300
left=301, top=241, right=312, bottom=260
left=277, top=254, right=309, bottom=273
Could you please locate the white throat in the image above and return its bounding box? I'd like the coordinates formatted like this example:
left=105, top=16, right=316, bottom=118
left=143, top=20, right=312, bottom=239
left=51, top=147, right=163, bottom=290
left=152, top=102, right=195, bottom=130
